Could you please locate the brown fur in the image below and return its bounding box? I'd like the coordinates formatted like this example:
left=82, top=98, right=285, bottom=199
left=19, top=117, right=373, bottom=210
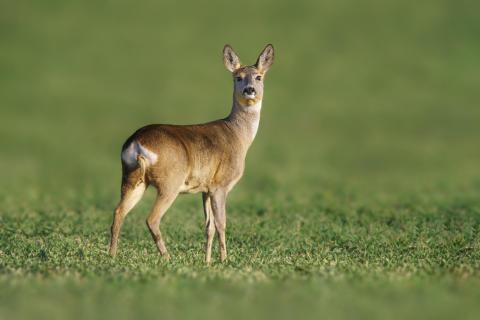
left=109, top=44, right=275, bottom=263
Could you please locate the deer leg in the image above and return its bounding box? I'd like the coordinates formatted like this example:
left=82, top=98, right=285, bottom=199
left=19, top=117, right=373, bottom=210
left=211, top=190, right=227, bottom=262
left=203, top=193, right=216, bottom=264
left=109, top=182, right=146, bottom=257
left=146, top=191, right=178, bottom=260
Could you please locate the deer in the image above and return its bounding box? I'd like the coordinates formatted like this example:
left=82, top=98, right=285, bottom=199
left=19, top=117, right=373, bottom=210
left=109, top=44, right=275, bottom=264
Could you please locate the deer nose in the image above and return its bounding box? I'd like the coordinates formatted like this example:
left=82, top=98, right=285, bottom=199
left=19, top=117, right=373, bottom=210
left=243, top=87, right=256, bottom=95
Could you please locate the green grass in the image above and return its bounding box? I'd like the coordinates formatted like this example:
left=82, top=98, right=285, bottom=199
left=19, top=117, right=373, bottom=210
left=1, top=0, right=480, bottom=319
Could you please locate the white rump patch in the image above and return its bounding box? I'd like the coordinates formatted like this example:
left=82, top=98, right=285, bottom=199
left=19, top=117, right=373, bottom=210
left=121, top=141, right=158, bottom=168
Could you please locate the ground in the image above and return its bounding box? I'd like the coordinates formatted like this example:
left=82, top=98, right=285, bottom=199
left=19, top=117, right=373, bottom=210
left=1, top=1, right=480, bottom=319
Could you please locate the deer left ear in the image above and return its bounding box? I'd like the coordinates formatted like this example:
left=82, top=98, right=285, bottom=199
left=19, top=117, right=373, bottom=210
left=255, top=44, right=274, bottom=73
left=223, top=45, right=241, bottom=72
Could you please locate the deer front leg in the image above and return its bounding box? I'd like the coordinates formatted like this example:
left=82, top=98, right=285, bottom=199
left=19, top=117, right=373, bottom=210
left=203, top=193, right=216, bottom=264
left=210, top=190, right=227, bottom=262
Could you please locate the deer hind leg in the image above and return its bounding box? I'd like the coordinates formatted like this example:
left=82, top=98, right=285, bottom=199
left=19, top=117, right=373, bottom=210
left=211, top=190, right=227, bottom=262
left=146, top=190, right=178, bottom=260
left=203, top=193, right=216, bottom=264
left=109, top=180, right=146, bottom=257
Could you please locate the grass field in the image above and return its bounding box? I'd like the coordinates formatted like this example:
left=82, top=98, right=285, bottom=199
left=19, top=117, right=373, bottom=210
left=1, top=0, right=480, bottom=319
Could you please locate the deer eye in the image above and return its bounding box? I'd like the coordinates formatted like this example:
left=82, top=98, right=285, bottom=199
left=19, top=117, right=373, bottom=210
left=235, top=76, right=243, bottom=82
left=255, top=75, right=262, bottom=81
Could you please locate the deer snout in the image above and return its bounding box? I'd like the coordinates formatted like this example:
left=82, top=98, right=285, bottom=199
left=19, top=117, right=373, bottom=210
left=243, top=87, right=256, bottom=96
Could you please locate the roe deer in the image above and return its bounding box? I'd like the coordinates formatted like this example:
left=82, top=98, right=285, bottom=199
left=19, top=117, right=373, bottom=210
left=109, top=44, right=275, bottom=263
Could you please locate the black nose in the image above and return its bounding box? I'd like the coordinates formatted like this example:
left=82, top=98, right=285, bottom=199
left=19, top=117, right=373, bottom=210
left=243, top=87, right=255, bottom=95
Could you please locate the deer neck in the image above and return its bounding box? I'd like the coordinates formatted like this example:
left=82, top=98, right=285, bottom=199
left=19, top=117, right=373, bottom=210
left=225, top=99, right=262, bottom=148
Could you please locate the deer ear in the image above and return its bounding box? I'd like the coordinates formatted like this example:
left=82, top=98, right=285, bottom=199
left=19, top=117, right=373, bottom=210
left=255, top=44, right=274, bottom=73
left=223, top=45, right=241, bottom=72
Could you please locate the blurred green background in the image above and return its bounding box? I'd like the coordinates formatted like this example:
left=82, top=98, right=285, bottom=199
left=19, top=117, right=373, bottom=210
left=1, top=0, right=480, bottom=319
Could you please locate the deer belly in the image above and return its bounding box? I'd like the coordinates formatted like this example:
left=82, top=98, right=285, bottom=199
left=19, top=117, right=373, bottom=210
left=178, top=178, right=207, bottom=194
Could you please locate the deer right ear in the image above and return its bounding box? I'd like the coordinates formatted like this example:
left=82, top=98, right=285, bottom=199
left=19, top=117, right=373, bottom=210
left=255, top=44, right=274, bottom=73
left=223, top=45, right=241, bottom=72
